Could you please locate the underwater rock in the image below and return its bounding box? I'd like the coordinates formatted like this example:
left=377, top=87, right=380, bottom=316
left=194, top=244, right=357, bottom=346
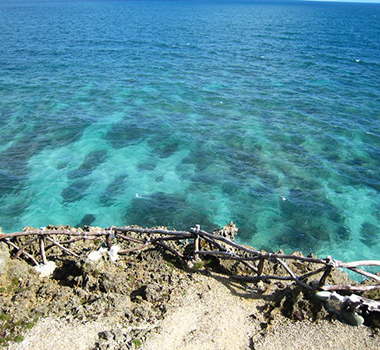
left=78, top=214, right=96, bottom=227
left=105, top=122, right=147, bottom=149
left=0, top=135, right=43, bottom=198
left=278, top=188, right=347, bottom=253
left=100, top=174, right=128, bottom=206
left=360, top=222, right=379, bottom=246
left=68, top=150, right=108, bottom=180
left=61, top=179, right=92, bottom=203
left=124, top=191, right=215, bottom=231
left=151, top=138, right=181, bottom=158
left=137, top=160, right=157, bottom=171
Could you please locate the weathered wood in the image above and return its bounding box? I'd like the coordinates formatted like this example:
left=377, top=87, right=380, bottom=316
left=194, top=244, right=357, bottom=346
left=275, top=257, right=297, bottom=279
left=194, top=250, right=263, bottom=262
left=298, top=266, right=328, bottom=281
left=195, top=229, right=327, bottom=264
left=151, top=236, right=191, bottom=243
left=155, top=241, right=185, bottom=260
left=194, top=250, right=234, bottom=257
left=275, top=257, right=313, bottom=290
left=58, top=237, right=86, bottom=245
left=194, top=229, right=260, bottom=257
left=0, top=231, right=35, bottom=239
left=111, top=227, right=192, bottom=237
left=4, top=239, right=38, bottom=266
left=118, top=237, right=186, bottom=259
left=346, top=267, right=380, bottom=282
left=45, top=236, right=79, bottom=258
left=200, top=235, right=229, bottom=252
left=322, top=284, right=380, bottom=292
left=2, top=226, right=380, bottom=298
left=116, top=233, right=145, bottom=244
left=257, top=257, right=265, bottom=277
left=117, top=235, right=191, bottom=254
left=119, top=243, right=151, bottom=254
left=241, top=260, right=259, bottom=275
left=232, top=274, right=294, bottom=282
left=106, top=233, right=112, bottom=248
left=337, top=260, right=380, bottom=268
left=39, top=237, right=47, bottom=265
left=318, top=265, right=332, bottom=287
left=0, top=230, right=106, bottom=239
left=14, top=237, right=38, bottom=259
left=194, top=235, right=200, bottom=262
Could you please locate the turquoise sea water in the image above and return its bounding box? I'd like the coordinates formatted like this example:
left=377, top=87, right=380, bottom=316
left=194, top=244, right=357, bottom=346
left=0, top=0, right=380, bottom=263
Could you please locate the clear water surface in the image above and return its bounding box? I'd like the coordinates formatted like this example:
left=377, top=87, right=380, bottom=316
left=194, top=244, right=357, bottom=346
left=0, top=0, right=380, bottom=264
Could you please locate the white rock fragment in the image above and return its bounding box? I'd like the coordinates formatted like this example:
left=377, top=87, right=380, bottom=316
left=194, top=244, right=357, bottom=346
left=87, top=247, right=107, bottom=262
left=87, top=251, right=102, bottom=262
left=86, top=246, right=120, bottom=264
left=315, top=291, right=331, bottom=301
left=34, top=261, right=57, bottom=278
left=108, top=245, right=120, bottom=263
left=327, top=292, right=345, bottom=311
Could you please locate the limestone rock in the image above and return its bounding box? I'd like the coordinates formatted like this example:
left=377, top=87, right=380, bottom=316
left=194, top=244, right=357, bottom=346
left=216, top=221, right=238, bottom=242
left=0, top=242, right=10, bottom=275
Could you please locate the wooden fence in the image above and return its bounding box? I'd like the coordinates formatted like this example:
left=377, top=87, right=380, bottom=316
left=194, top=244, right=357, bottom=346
left=1, top=225, right=380, bottom=293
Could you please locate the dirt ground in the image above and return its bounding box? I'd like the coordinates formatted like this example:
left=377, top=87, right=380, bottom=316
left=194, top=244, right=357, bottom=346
left=7, top=271, right=380, bottom=350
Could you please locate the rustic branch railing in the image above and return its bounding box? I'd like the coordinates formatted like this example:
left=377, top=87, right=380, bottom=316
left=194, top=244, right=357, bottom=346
left=1, top=225, right=379, bottom=294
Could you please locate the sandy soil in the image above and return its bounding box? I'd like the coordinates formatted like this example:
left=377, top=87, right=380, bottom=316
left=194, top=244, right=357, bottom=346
left=8, top=318, right=107, bottom=350
left=254, top=318, right=380, bottom=350
left=144, top=272, right=260, bottom=350
left=9, top=271, right=380, bottom=350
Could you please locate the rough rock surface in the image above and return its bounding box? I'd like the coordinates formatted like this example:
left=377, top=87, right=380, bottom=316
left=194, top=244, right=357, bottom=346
left=0, top=242, right=10, bottom=275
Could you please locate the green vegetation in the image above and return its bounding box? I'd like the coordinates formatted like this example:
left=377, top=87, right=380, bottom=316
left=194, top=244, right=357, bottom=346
left=0, top=313, right=37, bottom=348
left=0, top=314, right=10, bottom=322
left=166, top=261, right=175, bottom=269
left=167, top=261, right=175, bottom=273
left=0, top=278, right=23, bottom=295
left=192, top=259, right=213, bottom=270
left=5, top=278, right=22, bottom=293
left=132, top=338, right=142, bottom=348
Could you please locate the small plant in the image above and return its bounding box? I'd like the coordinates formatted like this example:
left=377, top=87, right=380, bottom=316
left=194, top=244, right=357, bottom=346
left=13, top=335, right=24, bottom=343
left=193, top=261, right=205, bottom=269
left=132, top=338, right=142, bottom=348
left=166, top=262, right=174, bottom=269
left=25, top=319, right=37, bottom=330
left=166, top=261, right=175, bottom=273
left=0, top=278, right=23, bottom=295
left=0, top=313, right=37, bottom=348
left=0, top=314, right=10, bottom=322
left=192, top=259, right=213, bottom=270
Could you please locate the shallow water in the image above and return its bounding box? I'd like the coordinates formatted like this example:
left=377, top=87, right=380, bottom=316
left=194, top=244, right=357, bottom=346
left=0, top=0, right=380, bottom=263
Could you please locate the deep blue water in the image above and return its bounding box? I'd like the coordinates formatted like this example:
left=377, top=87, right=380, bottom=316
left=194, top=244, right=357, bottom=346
left=1, top=0, right=380, bottom=263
